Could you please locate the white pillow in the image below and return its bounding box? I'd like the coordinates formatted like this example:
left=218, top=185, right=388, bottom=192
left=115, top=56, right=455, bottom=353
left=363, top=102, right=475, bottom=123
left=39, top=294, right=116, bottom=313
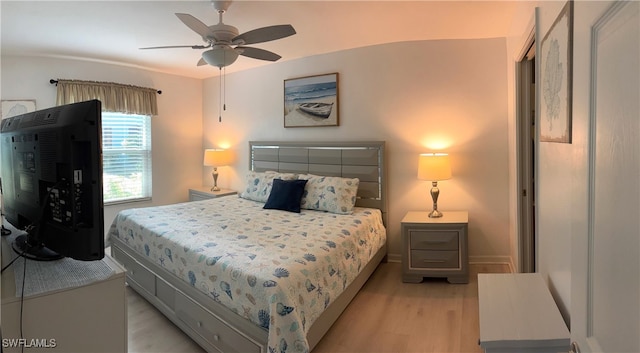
left=298, top=174, right=360, bottom=214
left=239, top=171, right=297, bottom=203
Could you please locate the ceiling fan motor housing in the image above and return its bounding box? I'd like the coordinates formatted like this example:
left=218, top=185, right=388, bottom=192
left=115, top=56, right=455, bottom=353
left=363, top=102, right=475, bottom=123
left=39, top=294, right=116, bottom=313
left=206, top=23, right=239, bottom=43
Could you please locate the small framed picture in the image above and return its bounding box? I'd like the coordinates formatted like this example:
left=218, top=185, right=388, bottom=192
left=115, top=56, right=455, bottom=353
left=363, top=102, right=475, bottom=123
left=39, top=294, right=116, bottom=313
left=1, top=100, right=36, bottom=119
left=284, top=73, right=338, bottom=128
left=539, top=1, right=573, bottom=143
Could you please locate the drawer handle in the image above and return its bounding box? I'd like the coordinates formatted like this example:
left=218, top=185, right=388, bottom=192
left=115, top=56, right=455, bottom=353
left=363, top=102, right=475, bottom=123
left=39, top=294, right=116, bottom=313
left=197, top=321, right=202, bottom=328
left=213, top=334, right=220, bottom=342
left=130, top=270, right=135, bottom=275
left=421, top=240, right=450, bottom=244
left=423, top=260, right=446, bottom=263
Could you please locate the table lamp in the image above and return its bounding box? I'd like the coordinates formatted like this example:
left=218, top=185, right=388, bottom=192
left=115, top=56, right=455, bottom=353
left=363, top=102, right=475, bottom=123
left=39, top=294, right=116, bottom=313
left=203, top=149, right=232, bottom=191
left=418, top=153, right=452, bottom=218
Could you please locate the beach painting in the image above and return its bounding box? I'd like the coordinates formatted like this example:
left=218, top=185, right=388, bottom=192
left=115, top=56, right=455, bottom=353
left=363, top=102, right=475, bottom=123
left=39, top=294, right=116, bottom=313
left=284, top=73, right=338, bottom=127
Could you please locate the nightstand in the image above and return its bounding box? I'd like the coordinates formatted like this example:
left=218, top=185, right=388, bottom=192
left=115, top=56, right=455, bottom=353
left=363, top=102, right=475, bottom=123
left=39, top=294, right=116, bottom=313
left=401, top=211, right=469, bottom=284
left=188, top=187, right=237, bottom=201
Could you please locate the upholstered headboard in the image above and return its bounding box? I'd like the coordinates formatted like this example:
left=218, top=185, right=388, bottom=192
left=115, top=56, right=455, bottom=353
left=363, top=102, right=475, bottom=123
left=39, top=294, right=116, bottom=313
left=249, top=141, right=387, bottom=221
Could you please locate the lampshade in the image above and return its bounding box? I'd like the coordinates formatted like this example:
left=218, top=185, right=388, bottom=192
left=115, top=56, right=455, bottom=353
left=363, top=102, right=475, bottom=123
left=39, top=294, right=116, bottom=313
left=203, top=149, right=232, bottom=167
left=418, top=153, right=452, bottom=181
left=202, top=46, right=239, bottom=69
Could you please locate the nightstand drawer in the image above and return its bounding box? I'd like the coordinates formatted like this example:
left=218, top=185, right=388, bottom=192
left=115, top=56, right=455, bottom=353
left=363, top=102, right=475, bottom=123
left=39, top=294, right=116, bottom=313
left=409, top=230, right=459, bottom=250
left=190, top=192, right=213, bottom=202
left=410, top=250, right=459, bottom=269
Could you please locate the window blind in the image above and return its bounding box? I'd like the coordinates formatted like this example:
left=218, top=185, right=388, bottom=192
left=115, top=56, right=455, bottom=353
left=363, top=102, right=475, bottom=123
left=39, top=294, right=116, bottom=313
left=102, top=112, right=152, bottom=204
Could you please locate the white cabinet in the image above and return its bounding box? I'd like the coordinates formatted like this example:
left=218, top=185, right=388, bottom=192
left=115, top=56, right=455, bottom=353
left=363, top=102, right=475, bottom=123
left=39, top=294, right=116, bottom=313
left=1, top=239, right=127, bottom=353
left=478, top=273, right=570, bottom=353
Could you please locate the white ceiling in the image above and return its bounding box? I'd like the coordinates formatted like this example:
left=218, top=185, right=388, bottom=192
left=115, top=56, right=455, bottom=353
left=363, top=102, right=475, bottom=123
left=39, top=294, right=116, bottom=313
left=1, top=1, right=518, bottom=79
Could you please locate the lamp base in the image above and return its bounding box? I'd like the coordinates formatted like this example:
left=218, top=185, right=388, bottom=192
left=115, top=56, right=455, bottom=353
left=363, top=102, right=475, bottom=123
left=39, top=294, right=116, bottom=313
left=429, top=181, right=443, bottom=218
left=211, top=168, right=220, bottom=192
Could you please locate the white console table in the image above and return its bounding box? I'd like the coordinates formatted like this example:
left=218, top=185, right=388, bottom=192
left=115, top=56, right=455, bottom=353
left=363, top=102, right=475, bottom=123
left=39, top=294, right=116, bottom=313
left=478, top=273, right=570, bottom=353
left=1, top=233, right=127, bottom=353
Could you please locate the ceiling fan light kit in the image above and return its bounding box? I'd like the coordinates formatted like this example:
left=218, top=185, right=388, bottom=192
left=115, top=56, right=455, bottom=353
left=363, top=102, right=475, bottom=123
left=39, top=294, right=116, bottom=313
left=141, top=0, right=296, bottom=69
left=202, top=46, right=239, bottom=68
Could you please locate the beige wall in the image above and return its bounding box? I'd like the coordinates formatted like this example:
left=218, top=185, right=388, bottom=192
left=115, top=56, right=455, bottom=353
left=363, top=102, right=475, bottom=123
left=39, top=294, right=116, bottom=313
left=534, top=1, right=575, bottom=324
left=1, top=39, right=513, bottom=265
left=509, top=1, right=575, bottom=323
left=0, top=55, right=204, bottom=232
left=505, top=1, right=573, bottom=321
left=202, top=39, right=511, bottom=262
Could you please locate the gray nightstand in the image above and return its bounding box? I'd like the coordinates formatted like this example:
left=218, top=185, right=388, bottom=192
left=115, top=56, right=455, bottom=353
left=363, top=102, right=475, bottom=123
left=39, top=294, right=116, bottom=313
left=188, top=187, right=237, bottom=201
left=401, top=211, right=469, bottom=284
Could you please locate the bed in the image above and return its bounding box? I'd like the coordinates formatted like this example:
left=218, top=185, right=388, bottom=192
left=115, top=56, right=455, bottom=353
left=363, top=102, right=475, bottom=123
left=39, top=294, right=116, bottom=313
left=108, top=141, right=387, bottom=353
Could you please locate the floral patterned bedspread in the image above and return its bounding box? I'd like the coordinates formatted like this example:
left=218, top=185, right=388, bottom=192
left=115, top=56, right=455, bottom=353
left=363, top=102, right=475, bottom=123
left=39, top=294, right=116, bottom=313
left=108, top=196, right=386, bottom=353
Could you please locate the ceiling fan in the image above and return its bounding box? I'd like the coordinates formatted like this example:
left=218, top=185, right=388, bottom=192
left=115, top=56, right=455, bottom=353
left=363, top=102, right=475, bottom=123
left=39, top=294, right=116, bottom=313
left=141, top=1, right=296, bottom=69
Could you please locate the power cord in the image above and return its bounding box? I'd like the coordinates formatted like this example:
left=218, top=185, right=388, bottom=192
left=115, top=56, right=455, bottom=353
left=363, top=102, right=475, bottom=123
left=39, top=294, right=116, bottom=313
left=19, top=255, right=27, bottom=353
left=0, top=246, right=28, bottom=353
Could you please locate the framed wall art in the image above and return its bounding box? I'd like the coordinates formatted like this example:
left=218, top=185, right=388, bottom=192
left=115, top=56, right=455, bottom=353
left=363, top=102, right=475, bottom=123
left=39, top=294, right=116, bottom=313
left=284, top=73, right=338, bottom=128
left=1, top=100, right=36, bottom=119
left=539, top=1, right=573, bottom=143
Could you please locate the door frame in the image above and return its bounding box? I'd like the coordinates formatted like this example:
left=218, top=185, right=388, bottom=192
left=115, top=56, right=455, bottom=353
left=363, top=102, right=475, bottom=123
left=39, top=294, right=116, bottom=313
left=515, top=26, right=536, bottom=273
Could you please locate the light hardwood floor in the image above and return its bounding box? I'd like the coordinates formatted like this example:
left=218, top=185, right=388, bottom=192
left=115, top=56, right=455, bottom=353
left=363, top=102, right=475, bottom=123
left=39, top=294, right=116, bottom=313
left=127, top=262, right=509, bottom=353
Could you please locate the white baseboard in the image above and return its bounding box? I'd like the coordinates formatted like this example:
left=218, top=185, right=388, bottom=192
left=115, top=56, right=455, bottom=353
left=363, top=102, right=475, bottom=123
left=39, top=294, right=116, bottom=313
left=469, top=255, right=515, bottom=273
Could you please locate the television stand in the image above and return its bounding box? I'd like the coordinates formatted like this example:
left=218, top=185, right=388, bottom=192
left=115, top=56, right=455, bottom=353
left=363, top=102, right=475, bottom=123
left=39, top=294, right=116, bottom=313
left=1, top=233, right=127, bottom=353
left=11, top=234, right=64, bottom=261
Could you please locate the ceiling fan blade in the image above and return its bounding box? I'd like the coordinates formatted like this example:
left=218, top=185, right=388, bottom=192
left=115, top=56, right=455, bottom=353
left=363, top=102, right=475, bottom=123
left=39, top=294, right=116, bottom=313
left=232, top=24, right=296, bottom=45
left=197, top=58, right=208, bottom=66
left=236, top=46, right=282, bottom=62
left=176, top=13, right=212, bottom=38
left=140, top=45, right=209, bottom=50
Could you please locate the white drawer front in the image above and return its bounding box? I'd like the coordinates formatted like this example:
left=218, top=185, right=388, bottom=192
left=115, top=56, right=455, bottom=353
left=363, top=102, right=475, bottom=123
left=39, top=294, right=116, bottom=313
left=189, top=192, right=211, bottom=201
left=112, top=246, right=156, bottom=295
left=175, top=291, right=261, bottom=353
left=410, top=250, right=460, bottom=269
left=409, top=230, right=459, bottom=250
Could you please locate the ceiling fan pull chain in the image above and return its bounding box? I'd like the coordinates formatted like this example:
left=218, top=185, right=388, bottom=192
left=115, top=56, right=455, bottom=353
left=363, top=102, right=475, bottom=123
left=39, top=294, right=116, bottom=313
left=223, top=66, right=227, bottom=112
left=219, top=67, right=223, bottom=122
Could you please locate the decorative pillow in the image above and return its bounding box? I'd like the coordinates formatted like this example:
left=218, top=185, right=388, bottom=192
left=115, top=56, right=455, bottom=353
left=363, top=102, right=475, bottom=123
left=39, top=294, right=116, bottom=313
left=297, top=174, right=360, bottom=214
left=239, top=171, right=298, bottom=203
left=263, top=179, right=308, bottom=213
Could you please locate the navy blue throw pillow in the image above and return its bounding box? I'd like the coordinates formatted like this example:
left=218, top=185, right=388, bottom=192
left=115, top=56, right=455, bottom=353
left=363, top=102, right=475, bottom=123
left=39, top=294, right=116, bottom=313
left=263, top=179, right=308, bottom=213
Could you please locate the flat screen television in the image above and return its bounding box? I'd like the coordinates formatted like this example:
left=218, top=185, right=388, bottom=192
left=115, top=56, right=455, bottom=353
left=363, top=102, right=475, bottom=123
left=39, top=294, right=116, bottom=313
left=1, top=99, right=104, bottom=261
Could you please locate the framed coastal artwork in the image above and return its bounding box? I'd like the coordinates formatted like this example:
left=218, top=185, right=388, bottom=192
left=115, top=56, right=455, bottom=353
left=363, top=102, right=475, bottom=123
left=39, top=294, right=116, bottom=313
left=284, top=73, right=338, bottom=128
left=1, top=100, right=36, bottom=119
left=539, top=1, right=573, bottom=143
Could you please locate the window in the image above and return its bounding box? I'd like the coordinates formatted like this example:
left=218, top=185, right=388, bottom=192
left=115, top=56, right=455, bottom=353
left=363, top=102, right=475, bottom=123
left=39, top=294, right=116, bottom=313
left=101, top=112, right=152, bottom=204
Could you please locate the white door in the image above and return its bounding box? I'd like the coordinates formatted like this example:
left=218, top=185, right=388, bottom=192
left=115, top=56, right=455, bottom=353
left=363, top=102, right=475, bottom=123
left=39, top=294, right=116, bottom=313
left=571, top=1, right=639, bottom=352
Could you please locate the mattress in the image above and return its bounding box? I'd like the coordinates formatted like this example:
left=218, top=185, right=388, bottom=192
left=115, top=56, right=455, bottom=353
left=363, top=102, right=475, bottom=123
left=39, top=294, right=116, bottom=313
left=108, top=196, right=386, bottom=352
